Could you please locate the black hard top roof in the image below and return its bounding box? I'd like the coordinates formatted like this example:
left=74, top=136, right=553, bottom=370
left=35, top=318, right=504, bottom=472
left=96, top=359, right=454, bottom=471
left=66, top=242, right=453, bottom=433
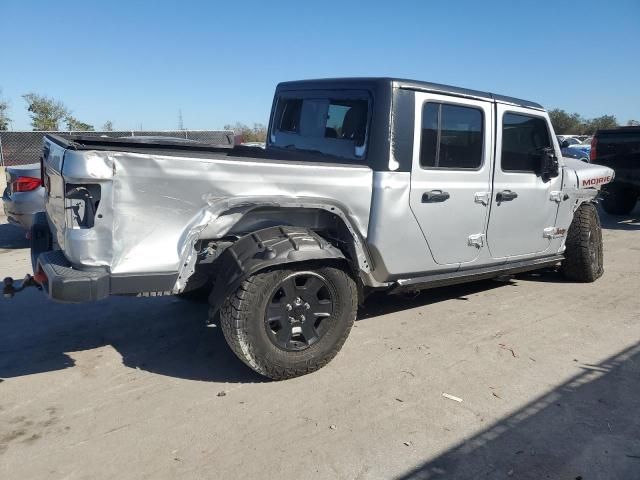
left=277, top=77, right=544, bottom=110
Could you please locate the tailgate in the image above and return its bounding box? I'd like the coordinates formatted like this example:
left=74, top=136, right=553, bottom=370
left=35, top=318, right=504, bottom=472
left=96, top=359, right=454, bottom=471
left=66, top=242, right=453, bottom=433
left=41, top=136, right=70, bottom=249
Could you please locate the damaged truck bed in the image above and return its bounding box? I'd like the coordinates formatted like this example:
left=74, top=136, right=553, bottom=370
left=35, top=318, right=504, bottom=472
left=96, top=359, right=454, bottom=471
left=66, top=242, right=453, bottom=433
left=14, top=77, right=614, bottom=380
left=39, top=134, right=373, bottom=297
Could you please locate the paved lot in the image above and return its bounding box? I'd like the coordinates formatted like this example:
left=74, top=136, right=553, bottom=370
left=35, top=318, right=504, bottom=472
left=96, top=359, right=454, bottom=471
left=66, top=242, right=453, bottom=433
left=0, top=199, right=639, bottom=479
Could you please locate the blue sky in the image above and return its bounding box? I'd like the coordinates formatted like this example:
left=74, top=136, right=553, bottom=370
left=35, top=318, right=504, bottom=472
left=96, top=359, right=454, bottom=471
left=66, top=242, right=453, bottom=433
left=2, top=0, right=639, bottom=131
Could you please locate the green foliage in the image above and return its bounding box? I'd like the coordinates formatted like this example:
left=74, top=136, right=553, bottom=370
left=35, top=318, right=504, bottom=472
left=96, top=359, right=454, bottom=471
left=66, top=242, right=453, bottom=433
left=548, top=109, right=585, bottom=135
left=628, top=120, right=640, bottom=126
left=0, top=89, right=10, bottom=130
left=22, top=93, right=69, bottom=130
left=65, top=115, right=94, bottom=131
left=102, top=120, right=114, bottom=131
left=586, top=115, right=618, bottom=133
left=549, top=109, right=619, bottom=135
left=224, top=122, right=267, bottom=143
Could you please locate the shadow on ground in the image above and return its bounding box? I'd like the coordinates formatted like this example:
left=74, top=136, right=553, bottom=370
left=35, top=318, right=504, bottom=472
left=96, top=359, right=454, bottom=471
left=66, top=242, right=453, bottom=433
left=0, top=275, right=527, bottom=384
left=0, top=291, right=267, bottom=383
left=397, top=341, right=640, bottom=480
left=0, top=223, right=28, bottom=249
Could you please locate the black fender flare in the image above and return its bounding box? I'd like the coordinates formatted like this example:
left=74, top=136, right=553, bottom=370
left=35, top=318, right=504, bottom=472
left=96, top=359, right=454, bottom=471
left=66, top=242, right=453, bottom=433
left=207, top=225, right=347, bottom=316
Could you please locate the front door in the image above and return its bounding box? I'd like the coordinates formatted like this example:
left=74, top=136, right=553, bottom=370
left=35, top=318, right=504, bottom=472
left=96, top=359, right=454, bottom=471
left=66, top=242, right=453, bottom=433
left=487, top=105, right=562, bottom=259
left=409, top=93, right=494, bottom=265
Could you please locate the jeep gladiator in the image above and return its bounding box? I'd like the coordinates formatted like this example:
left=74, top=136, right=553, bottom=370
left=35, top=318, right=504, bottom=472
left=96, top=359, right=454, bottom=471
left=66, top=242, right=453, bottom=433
left=5, top=78, right=615, bottom=379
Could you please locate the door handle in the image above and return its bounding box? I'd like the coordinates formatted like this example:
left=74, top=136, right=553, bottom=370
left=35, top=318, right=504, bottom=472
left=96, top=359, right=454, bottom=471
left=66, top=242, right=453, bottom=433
left=422, top=190, right=450, bottom=203
left=496, top=190, right=518, bottom=203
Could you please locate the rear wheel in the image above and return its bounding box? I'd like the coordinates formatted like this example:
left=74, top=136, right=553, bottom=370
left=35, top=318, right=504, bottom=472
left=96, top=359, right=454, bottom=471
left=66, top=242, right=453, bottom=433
left=561, top=203, right=603, bottom=282
left=216, top=266, right=357, bottom=380
left=601, top=185, right=637, bottom=215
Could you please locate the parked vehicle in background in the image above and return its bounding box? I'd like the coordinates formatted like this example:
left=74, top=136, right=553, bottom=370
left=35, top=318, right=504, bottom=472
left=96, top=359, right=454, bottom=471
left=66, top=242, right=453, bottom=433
left=558, top=136, right=582, bottom=147
left=559, top=136, right=590, bottom=162
left=9, top=77, right=614, bottom=380
left=2, top=163, right=45, bottom=229
left=591, top=126, right=640, bottom=214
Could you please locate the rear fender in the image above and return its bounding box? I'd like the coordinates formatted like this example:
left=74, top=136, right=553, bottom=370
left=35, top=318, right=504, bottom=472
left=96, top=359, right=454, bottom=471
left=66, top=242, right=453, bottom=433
left=176, top=196, right=374, bottom=292
left=206, top=225, right=348, bottom=316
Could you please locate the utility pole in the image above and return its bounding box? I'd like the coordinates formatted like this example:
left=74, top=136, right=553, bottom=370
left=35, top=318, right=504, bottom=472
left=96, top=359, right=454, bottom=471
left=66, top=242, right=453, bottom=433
left=178, top=109, right=184, bottom=130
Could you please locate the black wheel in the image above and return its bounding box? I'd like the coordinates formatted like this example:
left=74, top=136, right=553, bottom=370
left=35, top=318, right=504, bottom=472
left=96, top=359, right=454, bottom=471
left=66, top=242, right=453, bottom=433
left=601, top=185, right=637, bottom=215
left=561, top=203, right=604, bottom=282
left=216, top=266, right=357, bottom=380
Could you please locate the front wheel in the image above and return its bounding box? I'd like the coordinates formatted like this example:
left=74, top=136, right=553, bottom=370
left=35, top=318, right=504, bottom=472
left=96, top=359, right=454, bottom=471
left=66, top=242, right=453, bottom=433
left=216, top=266, right=357, bottom=380
left=561, top=203, right=604, bottom=282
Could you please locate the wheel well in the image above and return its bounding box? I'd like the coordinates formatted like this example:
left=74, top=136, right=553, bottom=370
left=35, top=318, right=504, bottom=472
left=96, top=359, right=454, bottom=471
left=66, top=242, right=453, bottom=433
left=212, top=206, right=368, bottom=271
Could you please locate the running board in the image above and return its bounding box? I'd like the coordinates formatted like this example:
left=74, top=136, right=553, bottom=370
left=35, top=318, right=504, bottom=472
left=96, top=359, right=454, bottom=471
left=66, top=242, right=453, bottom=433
left=391, top=255, right=564, bottom=293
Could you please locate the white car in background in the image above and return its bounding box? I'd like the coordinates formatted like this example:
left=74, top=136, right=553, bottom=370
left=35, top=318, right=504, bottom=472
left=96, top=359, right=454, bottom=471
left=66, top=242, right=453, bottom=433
left=2, top=163, right=45, bottom=230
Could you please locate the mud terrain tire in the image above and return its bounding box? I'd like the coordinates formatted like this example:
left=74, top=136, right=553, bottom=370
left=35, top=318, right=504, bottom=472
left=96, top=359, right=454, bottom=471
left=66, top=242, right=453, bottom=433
left=215, top=266, right=357, bottom=380
left=561, top=203, right=604, bottom=282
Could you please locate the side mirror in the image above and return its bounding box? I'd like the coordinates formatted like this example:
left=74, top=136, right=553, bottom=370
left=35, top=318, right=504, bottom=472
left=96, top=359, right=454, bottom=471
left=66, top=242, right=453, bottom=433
left=561, top=140, right=570, bottom=149
left=540, top=147, right=559, bottom=182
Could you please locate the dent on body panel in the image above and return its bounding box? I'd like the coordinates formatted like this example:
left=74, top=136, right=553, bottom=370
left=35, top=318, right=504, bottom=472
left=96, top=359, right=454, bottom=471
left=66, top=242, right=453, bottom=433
left=367, top=171, right=439, bottom=282
left=60, top=151, right=116, bottom=267
left=107, top=152, right=373, bottom=278
left=108, top=153, right=208, bottom=274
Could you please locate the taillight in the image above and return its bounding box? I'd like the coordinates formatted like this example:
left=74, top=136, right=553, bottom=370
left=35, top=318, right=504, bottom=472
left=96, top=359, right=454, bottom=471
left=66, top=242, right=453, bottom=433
left=12, top=176, right=42, bottom=192
left=590, top=136, right=597, bottom=162
left=34, top=267, right=48, bottom=285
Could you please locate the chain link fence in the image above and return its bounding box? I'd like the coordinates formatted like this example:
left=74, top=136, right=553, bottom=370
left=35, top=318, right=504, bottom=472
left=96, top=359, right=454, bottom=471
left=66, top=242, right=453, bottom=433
left=0, top=130, right=234, bottom=166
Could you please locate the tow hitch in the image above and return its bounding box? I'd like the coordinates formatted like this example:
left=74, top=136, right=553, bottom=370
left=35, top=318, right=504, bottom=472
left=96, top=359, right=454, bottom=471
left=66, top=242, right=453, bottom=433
left=3, top=274, right=42, bottom=298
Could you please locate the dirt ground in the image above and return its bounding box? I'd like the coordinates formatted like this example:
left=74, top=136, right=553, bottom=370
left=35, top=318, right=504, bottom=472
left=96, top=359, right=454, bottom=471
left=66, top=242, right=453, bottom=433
left=1, top=196, right=639, bottom=479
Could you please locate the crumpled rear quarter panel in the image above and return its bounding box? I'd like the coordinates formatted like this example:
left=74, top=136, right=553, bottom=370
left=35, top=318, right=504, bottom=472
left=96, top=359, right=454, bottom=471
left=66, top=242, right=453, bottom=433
left=61, top=150, right=372, bottom=276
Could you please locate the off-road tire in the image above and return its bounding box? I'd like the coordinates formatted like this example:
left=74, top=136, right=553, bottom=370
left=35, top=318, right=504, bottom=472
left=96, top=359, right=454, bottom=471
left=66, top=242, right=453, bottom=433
left=561, top=203, right=604, bottom=282
left=215, top=266, right=357, bottom=380
left=601, top=185, right=637, bottom=215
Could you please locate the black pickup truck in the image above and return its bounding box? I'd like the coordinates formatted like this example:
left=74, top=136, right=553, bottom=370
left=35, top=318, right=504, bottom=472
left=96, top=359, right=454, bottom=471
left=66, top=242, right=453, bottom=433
left=591, top=126, right=640, bottom=214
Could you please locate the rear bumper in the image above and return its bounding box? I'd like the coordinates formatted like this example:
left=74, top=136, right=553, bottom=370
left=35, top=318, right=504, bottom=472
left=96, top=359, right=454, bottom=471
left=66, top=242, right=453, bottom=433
left=30, top=213, right=178, bottom=302
left=36, top=250, right=111, bottom=302
left=30, top=215, right=110, bottom=302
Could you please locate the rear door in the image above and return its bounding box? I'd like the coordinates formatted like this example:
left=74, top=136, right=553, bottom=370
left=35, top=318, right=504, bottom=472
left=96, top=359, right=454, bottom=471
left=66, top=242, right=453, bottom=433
left=487, top=105, right=562, bottom=259
left=409, top=93, right=494, bottom=265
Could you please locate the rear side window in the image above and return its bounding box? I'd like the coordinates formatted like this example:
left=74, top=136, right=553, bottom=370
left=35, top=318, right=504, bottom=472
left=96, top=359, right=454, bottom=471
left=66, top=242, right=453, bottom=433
left=278, top=99, right=303, bottom=132
left=271, top=92, right=370, bottom=160
left=501, top=113, right=551, bottom=172
left=420, top=103, right=484, bottom=169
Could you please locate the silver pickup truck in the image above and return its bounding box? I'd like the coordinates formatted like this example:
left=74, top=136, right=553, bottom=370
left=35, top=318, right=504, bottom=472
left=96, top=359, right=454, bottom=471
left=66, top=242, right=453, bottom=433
left=8, top=78, right=614, bottom=380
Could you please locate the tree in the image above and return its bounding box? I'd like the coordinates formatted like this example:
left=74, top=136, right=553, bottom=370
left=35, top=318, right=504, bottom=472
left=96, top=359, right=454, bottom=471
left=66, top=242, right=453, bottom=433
left=102, top=120, right=114, bottom=131
left=65, top=115, right=94, bottom=131
left=22, top=93, right=69, bottom=130
left=627, top=120, right=640, bottom=127
left=585, top=115, right=618, bottom=134
left=0, top=89, right=10, bottom=130
left=548, top=109, right=585, bottom=135
left=224, top=122, right=267, bottom=143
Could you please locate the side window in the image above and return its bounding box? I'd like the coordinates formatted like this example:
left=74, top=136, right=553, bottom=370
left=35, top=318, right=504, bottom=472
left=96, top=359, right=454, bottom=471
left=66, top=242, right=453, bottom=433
left=501, top=113, right=551, bottom=172
left=278, top=99, right=303, bottom=132
left=420, top=103, right=484, bottom=169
